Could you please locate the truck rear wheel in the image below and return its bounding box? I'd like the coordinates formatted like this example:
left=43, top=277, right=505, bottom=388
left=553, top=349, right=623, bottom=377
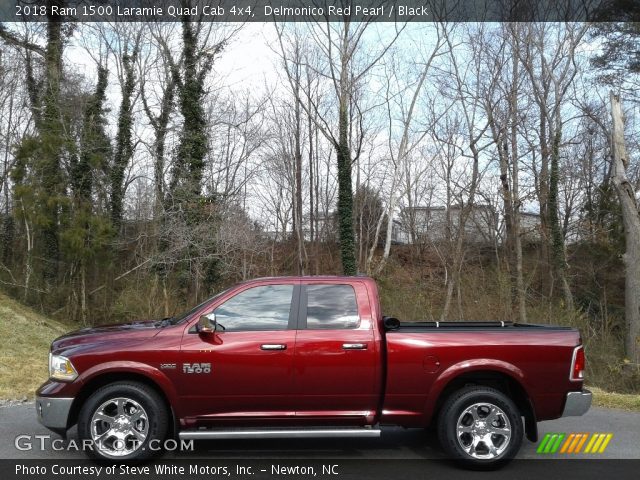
left=437, top=386, right=523, bottom=469
left=78, top=381, right=169, bottom=461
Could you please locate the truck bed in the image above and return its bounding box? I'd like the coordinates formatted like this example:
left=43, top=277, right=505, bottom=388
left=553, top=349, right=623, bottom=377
left=381, top=319, right=582, bottom=426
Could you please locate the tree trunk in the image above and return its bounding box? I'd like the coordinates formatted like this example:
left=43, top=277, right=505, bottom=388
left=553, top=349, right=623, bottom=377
left=610, top=92, right=640, bottom=365
left=375, top=45, right=435, bottom=274
left=293, top=67, right=307, bottom=275
left=111, top=48, right=137, bottom=229
left=509, top=54, right=527, bottom=323
left=337, top=90, right=356, bottom=276
left=170, top=16, right=214, bottom=200
left=41, top=5, right=65, bottom=284
left=441, top=145, right=480, bottom=321
left=548, top=116, right=574, bottom=311
left=307, top=70, right=315, bottom=246
left=21, top=202, right=33, bottom=302
left=80, top=261, right=87, bottom=325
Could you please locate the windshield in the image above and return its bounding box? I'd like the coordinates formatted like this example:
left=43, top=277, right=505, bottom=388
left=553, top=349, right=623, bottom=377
left=167, top=287, right=233, bottom=325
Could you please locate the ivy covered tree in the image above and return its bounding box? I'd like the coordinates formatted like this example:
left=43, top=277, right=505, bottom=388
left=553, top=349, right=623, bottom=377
left=8, top=7, right=69, bottom=290
left=110, top=45, right=139, bottom=230
left=64, top=66, right=113, bottom=322
left=152, top=12, right=226, bottom=304
left=169, top=15, right=220, bottom=204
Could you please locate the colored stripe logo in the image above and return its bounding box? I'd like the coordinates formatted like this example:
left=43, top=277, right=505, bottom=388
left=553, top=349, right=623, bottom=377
left=537, top=433, right=613, bottom=454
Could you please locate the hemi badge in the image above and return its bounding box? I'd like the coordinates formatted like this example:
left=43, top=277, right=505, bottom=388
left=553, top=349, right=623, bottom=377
left=160, top=363, right=177, bottom=369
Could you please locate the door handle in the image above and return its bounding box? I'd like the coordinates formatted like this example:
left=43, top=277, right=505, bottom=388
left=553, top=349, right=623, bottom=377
left=260, top=344, right=287, bottom=351
left=342, top=343, right=368, bottom=350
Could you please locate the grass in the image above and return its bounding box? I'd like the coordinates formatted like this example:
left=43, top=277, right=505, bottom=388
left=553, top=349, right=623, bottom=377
left=590, top=386, right=640, bottom=412
left=0, top=291, right=72, bottom=400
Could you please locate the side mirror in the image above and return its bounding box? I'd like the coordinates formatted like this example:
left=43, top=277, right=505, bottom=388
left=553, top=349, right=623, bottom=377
left=197, top=313, right=217, bottom=334
left=383, top=316, right=401, bottom=331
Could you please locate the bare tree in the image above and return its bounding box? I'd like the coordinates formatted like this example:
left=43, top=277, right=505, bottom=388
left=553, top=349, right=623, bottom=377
left=139, top=23, right=179, bottom=215
left=435, top=25, right=492, bottom=320
left=610, top=93, right=640, bottom=365
left=369, top=23, right=449, bottom=274
left=0, top=46, right=33, bottom=271
left=275, top=19, right=404, bottom=275
left=517, top=23, right=588, bottom=310
left=273, top=29, right=308, bottom=274
left=476, top=24, right=528, bottom=322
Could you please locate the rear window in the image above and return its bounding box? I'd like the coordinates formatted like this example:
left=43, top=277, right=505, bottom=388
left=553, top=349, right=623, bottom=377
left=306, top=284, right=359, bottom=329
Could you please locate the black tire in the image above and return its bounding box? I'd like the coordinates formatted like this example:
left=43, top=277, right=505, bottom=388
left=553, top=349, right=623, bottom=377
left=437, top=386, right=523, bottom=469
left=78, top=382, right=169, bottom=461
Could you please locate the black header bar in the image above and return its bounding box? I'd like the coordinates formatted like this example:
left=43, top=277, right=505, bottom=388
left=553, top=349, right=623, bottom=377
left=1, top=0, right=639, bottom=22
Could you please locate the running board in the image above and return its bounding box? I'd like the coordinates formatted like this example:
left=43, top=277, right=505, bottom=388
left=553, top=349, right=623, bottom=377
left=179, top=427, right=381, bottom=440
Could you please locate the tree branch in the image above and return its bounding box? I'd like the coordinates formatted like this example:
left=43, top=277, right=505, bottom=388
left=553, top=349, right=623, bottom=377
left=0, top=24, right=45, bottom=56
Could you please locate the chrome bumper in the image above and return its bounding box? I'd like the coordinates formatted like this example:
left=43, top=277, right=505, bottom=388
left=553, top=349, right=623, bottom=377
left=561, top=389, right=592, bottom=417
left=35, top=396, right=73, bottom=430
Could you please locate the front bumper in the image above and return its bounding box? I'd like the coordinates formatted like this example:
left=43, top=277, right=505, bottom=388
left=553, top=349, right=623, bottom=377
left=561, top=389, right=592, bottom=417
left=35, top=396, right=73, bottom=431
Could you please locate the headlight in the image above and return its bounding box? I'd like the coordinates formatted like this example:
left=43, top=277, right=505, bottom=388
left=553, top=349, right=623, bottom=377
left=49, top=353, right=78, bottom=382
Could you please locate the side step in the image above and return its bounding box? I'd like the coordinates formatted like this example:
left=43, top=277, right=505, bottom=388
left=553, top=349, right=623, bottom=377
left=179, top=427, right=381, bottom=440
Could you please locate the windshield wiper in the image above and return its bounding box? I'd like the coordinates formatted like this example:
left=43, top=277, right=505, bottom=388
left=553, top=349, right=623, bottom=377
left=154, top=317, right=175, bottom=327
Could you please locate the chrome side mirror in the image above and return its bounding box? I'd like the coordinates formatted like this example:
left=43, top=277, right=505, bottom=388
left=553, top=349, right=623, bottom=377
left=197, top=313, right=217, bottom=334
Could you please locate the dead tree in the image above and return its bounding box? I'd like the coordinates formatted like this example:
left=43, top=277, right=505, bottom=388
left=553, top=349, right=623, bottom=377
left=610, top=92, right=640, bottom=365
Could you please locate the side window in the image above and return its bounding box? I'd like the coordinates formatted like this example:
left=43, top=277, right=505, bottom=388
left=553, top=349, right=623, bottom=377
left=306, top=284, right=359, bottom=330
left=213, top=284, right=294, bottom=331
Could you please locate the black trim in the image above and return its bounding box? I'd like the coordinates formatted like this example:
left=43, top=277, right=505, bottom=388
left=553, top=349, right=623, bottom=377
left=297, top=284, right=308, bottom=330
left=288, top=284, right=302, bottom=330
left=524, top=399, right=538, bottom=442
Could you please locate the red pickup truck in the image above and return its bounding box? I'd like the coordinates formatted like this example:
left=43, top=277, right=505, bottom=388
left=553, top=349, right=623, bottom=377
left=36, top=276, right=591, bottom=467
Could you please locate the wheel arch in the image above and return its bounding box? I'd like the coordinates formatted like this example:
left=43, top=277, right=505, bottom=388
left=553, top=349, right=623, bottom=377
left=428, top=366, right=538, bottom=442
left=68, top=369, right=178, bottom=437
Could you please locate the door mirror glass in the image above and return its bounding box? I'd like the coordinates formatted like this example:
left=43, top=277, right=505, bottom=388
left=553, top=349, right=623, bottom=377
left=197, top=313, right=217, bottom=334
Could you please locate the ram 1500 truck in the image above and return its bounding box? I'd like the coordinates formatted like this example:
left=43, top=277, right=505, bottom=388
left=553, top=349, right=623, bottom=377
left=36, top=276, right=591, bottom=467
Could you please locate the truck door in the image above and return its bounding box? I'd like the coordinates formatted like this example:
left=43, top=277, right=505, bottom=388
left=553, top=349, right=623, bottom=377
left=179, top=282, right=299, bottom=425
left=293, top=281, right=379, bottom=425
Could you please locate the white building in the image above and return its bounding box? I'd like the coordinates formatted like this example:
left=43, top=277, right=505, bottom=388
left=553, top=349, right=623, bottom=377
left=392, top=205, right=498, bottom=245
left=518, top=212, right=543, bottom=242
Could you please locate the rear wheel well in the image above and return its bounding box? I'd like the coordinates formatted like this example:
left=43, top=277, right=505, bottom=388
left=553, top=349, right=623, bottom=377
left=68, top=372, right=176, bottom=437
left=434, top=371, right=537, bottom=442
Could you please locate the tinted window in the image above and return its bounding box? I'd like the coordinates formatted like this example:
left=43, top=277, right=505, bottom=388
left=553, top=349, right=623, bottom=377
left=173, top=287, right=233, bottom=324
left=306, top=284, right=359, bottom=329
left=213, top=285, right=293, bottom=331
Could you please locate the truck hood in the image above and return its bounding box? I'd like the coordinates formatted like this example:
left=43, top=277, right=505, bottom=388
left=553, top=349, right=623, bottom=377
left=51, top=320, right=163, bottom=355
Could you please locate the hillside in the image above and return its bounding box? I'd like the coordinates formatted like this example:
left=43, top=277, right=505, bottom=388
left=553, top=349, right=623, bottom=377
left=0, top=292, right=72, bottom=400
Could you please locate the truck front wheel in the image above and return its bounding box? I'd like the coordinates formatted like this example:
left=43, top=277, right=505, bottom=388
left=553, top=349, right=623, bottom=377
left=77, top=381, right=169, bottom=461
left=437, top=386, right=523, bottom=469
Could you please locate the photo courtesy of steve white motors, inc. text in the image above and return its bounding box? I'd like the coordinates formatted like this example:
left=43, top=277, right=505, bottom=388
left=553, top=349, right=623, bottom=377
left=13, top=463, right=340, bottom=477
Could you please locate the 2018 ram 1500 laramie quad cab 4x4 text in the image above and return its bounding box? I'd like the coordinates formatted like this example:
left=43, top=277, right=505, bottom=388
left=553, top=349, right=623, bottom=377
left=36, top=276, right=591, bottom=467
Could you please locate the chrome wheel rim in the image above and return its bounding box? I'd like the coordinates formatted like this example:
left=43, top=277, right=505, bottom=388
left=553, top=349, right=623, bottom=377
left=90, top=397, right=149, bottom=457
left=456, top=402, right=511, bottom=459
